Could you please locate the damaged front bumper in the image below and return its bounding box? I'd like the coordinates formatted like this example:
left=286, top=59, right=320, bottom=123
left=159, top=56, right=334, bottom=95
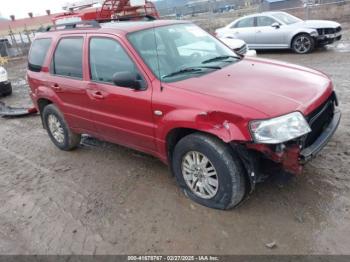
left=300, top=110, right=341, bottom=163
left=316, top=33, right=342, bottom=46
left=233, top=106, right=341, bottom=192
left=248, top=109, right=340, bottom=174
left=0, top=101, right=38, bottom=117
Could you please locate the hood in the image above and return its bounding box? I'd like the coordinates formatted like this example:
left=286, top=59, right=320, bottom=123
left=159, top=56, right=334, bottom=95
left=220, top=37, right=245, bottom=50
left=167, top=57, right=333, bottom=117
left=292, top=20, right=341, bottom=29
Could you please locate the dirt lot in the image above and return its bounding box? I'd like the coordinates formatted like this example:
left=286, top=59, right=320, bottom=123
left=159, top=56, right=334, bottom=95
left=0, top=28, right=350, bottom=255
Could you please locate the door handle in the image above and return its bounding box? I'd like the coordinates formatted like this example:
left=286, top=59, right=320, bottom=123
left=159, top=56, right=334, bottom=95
left=51, top=83, right=62, bottom=92
left=256, top=30, right=262, bottom=33
left=91, top=91, right=104, bottom=99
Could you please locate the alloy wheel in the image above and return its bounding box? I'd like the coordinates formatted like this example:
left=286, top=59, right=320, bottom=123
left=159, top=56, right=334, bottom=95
left=293, top=35, right=312, bottom=54
left=47, top=114, right=65, bottom=144
left=181, top=151, right=219, bottom=199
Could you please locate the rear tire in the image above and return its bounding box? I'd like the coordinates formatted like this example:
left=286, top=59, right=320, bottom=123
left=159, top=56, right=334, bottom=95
left=172, top=133, right=246, bottom=210
left=42, top=104, right=81, bottom=151
left=292, top=33, right=315, bottom=54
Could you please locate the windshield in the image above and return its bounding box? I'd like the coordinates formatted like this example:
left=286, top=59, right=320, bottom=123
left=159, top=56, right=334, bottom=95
left=270, top=12, right=302, bottom=25
left=128, top=23, right=239, bottom=82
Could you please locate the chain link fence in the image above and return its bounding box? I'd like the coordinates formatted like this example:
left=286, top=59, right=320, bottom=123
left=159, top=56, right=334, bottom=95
left=0, top=29, right=36, bottom=59
left=158, top=0, right=350, bottom=32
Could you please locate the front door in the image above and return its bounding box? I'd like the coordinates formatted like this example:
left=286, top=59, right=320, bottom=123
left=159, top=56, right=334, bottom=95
left=255, top=16, right=287, bottom=48
left=87, top=35, right=156, bottom=153
left=228, top=16, right=256, bottom=46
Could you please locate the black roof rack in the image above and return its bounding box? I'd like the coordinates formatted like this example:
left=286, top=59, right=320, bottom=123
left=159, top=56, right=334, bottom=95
left=45, top=20, right=101, bottom=32
left=41, top=16, right=156, bottom=33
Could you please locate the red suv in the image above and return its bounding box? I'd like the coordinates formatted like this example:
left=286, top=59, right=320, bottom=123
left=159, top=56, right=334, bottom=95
left=27, top=20, right=340, bottom=209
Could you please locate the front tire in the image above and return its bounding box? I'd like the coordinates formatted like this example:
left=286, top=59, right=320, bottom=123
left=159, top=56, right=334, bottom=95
left=292, top=33, right=315, bottom=54
left=42, top=104, right=81, bottom=151
left=172, top=133, right=246, bottom=210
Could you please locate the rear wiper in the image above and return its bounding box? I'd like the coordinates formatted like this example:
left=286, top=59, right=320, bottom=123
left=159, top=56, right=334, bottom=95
left=202, top=55, right=239, bottom=64
left=162, top=66, right=221, bottom=79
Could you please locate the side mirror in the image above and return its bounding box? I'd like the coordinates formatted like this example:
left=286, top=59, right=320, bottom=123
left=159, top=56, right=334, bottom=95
left=112, top=71, right=146, bottom=90
left=271, top=22, right=280, bottom=29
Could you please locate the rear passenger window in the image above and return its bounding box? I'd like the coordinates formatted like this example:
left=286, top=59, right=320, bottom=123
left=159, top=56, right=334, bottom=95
left=233, top=17, right=255, bottom=28
left=89, top=37, right=136, bottom=84
left=28, top=38, right=52, bottom=72
left=52, top=37, right=83, bottom=78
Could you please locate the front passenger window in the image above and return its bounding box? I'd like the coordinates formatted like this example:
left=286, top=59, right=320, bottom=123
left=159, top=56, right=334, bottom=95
left=257, top=16, right=277, bottom=27
left=89, top=37, right=136, bottom=84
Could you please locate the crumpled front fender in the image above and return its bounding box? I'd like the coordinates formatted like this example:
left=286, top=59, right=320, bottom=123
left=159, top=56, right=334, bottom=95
left=158, top=109, right=252, bottom=143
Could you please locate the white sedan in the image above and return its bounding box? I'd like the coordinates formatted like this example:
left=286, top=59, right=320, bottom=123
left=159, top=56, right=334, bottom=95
left=0, top=66, right=12, bottom=96
left=219, top=36, right=257, bottom=57
left=216, top=11, right=342, bottom=54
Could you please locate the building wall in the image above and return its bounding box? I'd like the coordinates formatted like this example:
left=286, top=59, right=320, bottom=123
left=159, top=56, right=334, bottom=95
left=262, top=0, right=303, bottom=11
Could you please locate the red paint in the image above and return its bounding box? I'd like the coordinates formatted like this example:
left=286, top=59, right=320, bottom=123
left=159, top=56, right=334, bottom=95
left=247, top=144, right=303, bottom=175
left=27, top=20, right=335, bottom=173
left=52, top=0, right=160, bottom=24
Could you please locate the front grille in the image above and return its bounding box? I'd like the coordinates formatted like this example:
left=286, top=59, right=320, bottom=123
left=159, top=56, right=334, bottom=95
left=234, top=44, right=247, bottom=56
left=317, top=27, right=342, bottom=36
left=303, top=93, right=336, bottom=148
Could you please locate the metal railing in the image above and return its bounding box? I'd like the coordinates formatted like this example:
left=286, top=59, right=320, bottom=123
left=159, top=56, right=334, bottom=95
left=0, top=29, right=36, bottom=59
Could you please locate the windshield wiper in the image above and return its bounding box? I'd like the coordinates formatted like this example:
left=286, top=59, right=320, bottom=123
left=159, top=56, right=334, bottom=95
left=162, top=66, right=221, bottom=79
left=202, top=55, right=239, bottom=64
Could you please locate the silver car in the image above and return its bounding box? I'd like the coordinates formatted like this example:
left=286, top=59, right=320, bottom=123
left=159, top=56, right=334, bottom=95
left=216, top=11, right=342, bottom=54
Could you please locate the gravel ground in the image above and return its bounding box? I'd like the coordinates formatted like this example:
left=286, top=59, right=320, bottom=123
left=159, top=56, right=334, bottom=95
left=0, top=29, right=349, bottom=255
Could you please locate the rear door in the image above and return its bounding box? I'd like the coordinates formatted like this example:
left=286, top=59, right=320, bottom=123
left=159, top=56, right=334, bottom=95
left=255, top=16, right=287, bottom=48
left=227, top=17, right=256, bottom=46
left=86, top=34, right=156, bottom=152
left=48, top=35, right=97, bottom=134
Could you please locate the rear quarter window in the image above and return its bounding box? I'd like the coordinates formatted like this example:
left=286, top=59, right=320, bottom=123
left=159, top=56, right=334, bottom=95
left=28, top=38, right=52, bottom=72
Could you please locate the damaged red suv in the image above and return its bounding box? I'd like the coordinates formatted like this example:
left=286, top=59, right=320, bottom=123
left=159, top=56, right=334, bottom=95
left=27, top=20, right=340, bottom=209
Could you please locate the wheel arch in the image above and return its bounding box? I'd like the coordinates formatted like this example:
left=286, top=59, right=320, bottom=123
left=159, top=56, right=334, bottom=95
left=37, top=98, right=53, bottom=128
left=165, top=125, right=248, bottom=169
left=290, top=31, right=315, bottom=48
left=37, top=98, right=53, bottom=113
left=160, top=109, right=251, bottom=162
left=166, top=127, right=205, bottom=164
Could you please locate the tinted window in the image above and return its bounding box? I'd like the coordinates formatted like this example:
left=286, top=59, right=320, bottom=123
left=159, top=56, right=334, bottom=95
left=128, top=24, right=237, bottom=82
left=257, top=16, right=277, bottom=27
left=270, top=12, right=302, bottom=25
left=234, top=17, right=255, bottom=28
left=52, top=37, right=83, bottom=78
left=28, top=38, right=52, bottom=72
left=89, top=37, right=135, bottom=84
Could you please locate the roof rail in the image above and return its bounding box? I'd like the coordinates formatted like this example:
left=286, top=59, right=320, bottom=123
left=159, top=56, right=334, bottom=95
left=98, top=14, right=157, bottom=23
left=45, top=20, right=101, bottom=32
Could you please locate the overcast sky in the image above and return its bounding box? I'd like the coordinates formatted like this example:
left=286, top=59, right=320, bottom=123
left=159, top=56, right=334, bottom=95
left=0, top=0, right=68, bottom=19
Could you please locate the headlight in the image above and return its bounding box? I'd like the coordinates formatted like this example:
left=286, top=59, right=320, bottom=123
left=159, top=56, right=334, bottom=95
left=0, top=67, right=6, bottom=75
left=250, top=112, right=311, bottom=144
left=310, top=31, right=318, bottom=37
